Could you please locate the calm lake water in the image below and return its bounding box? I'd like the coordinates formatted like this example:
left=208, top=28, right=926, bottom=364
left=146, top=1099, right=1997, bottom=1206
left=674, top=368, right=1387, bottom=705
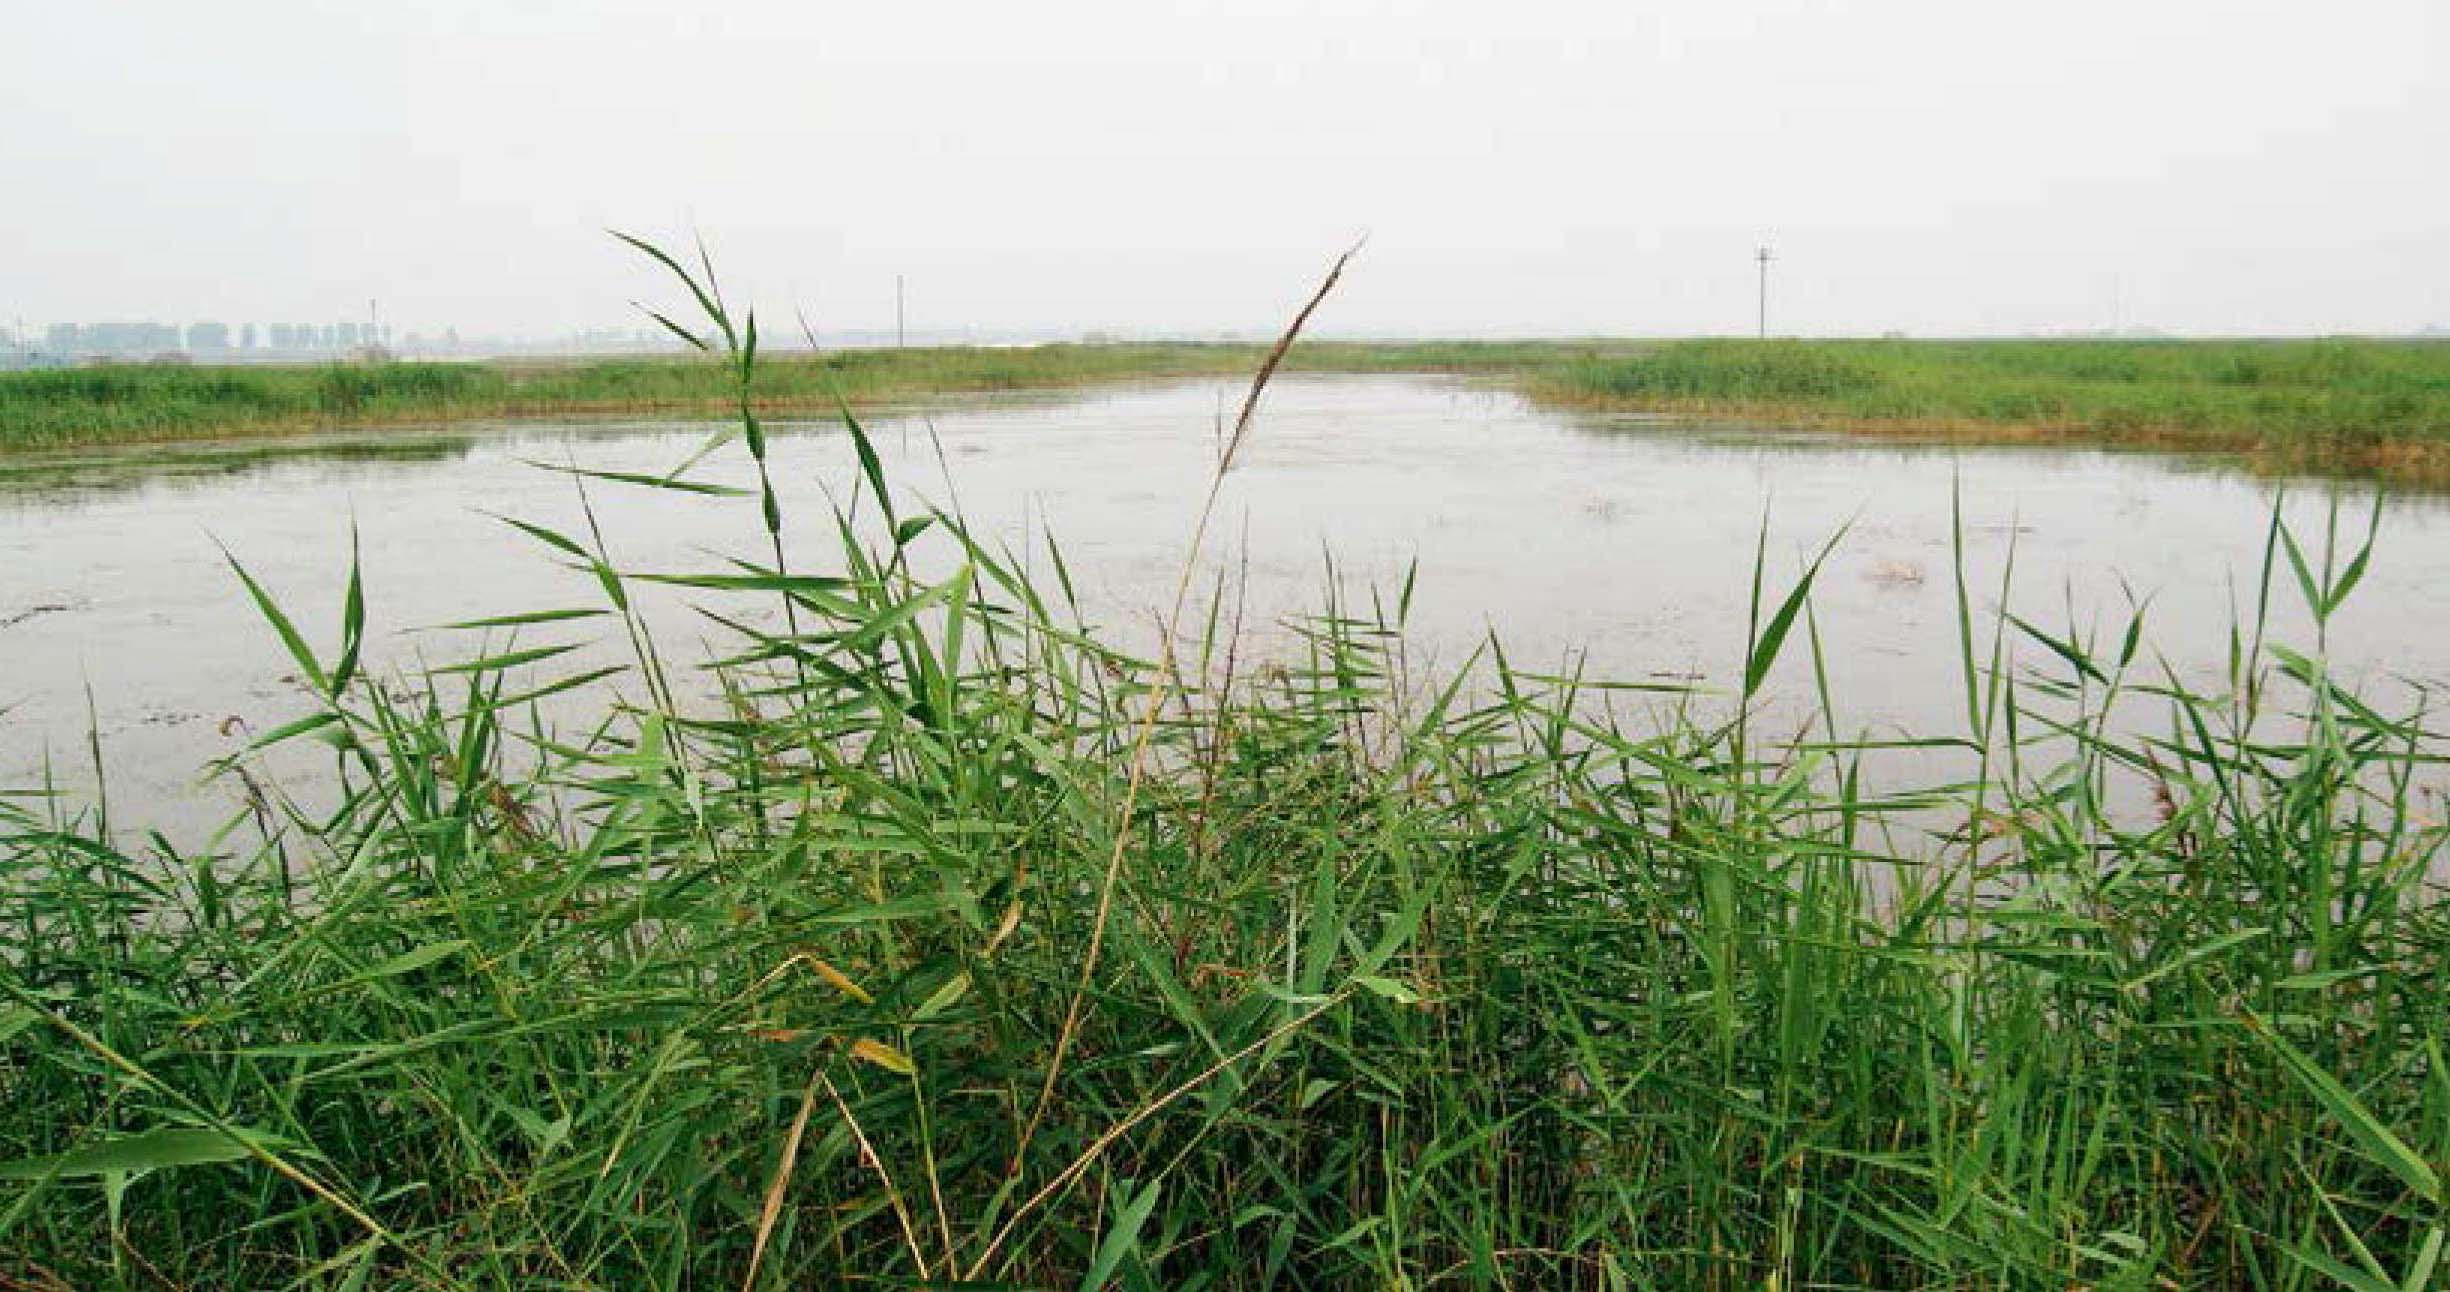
left=5, top=375, right=2446, bottom=837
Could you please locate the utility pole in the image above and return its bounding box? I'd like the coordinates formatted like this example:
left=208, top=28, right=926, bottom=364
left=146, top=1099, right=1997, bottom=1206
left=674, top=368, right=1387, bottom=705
left=895, top=275, right=906, bottom=348
left=1755, top=245, right=1774, bottom=339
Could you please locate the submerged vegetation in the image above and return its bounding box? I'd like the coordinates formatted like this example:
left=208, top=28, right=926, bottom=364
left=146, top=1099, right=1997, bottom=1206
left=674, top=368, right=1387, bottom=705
left=5, top=250, right=2450, bottom=1290
left=9, top=333, right=2450, bottom=486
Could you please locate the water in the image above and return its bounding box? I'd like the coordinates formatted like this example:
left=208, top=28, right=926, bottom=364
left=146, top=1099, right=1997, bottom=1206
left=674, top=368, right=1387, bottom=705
left=5, top=375, right=2445, bottom=838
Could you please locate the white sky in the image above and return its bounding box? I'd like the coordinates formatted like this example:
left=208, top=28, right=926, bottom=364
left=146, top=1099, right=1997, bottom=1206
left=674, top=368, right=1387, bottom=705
left=3, top=0, right=2444, bottom=339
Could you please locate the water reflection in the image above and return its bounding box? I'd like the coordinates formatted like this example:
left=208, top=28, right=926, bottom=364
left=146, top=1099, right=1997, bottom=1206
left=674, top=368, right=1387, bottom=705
left=0, top=431, right=484, bottom=502
left=4, top=376, right=2443, bottom=841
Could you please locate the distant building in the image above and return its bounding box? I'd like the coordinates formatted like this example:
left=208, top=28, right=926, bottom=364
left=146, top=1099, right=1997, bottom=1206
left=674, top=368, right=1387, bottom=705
left=240, top=323, right=258, bottom=350
left=46, top=321, right=181, bottom=357
left=186, top=321, right=230, bottom=350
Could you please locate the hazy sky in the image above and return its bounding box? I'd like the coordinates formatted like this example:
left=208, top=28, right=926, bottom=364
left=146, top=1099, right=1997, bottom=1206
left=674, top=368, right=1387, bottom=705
left=4, top=0, right=2444, bottom=339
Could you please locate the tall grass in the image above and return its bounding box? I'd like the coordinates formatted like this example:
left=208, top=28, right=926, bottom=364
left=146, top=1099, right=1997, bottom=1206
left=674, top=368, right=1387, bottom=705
left=4, top=250, right=2447, bottom=1289
left=13, top=334, right=2450, bottom=488
left=0, top=345, right=1275, bottom=453
left=1543, top=338, right=2450, bottom=482
left=0, top=341, right=1618, bottom=454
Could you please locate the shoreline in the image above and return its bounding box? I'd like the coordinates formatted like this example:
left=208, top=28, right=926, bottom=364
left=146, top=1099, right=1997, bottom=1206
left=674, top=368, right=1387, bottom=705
left=7, top=337, right=2449, bottom=488
left=1524, top=387, right=2450, bottom=488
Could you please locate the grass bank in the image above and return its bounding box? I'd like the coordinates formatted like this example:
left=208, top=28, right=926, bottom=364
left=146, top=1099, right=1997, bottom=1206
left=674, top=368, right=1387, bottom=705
left=0, top=339, right=1663, bottom=457
left=0, top=345, right=1273, bottom=454
left=10, top=335, right=2450, bottom=487
left=5, top=251, right=2447, bottom=1289
left=1537, top=337, right=2450, bottom=485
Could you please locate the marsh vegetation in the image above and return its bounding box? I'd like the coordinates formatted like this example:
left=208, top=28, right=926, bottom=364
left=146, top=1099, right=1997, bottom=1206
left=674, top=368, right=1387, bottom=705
left=10, top=334, right=2450, bottom=487
left=1536, top=338, right=2450, bottom=484
left=4, top=252, right=2447, bottom=1289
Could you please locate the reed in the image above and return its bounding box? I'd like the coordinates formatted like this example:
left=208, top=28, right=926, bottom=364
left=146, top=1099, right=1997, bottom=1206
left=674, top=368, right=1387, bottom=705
left=14, top=334, right=2450, bottom=488
left=0, top=345, right=1272, bottom=453
left=3, top=251, right=2445, bottom=1289
left=1539, top=337, right=2450, bottom=484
